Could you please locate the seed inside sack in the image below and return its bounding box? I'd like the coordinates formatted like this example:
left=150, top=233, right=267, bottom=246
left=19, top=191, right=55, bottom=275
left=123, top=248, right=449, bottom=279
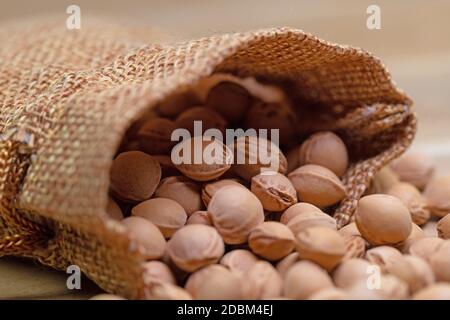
left=102, top=76, right=450, bottom=301
left=172, top=136, right=233, bottom=182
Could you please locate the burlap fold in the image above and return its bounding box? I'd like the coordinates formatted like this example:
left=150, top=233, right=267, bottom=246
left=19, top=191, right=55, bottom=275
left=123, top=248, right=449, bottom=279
left=0, top=19, right=415, bottom=298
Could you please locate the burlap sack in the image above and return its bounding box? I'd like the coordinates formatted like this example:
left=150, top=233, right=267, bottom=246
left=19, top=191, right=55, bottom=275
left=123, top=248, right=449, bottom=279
left=0, top=18, right=416, bottom=298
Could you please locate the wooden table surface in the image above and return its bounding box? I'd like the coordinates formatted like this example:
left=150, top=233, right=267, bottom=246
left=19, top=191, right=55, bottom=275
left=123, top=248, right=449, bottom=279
left=0, top=0, right=449, bottom=299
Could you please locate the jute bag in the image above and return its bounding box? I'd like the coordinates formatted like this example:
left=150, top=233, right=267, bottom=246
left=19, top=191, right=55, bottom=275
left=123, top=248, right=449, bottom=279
left=0, top=19, right=416, bottom=298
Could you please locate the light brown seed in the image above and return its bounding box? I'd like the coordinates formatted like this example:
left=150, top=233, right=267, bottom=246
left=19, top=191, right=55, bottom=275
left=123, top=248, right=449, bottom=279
left=395, top=223, right=425, bottom=253
left=295, top=226, right=346, bottom=271
left=185, top=265, right=244, bottom=300
left=248, top=221, right=296, bottom=261
left=283, top=261, right=334, bottom=300
left=342, top=235, right=366, bottom=260
left=201, top=178, right=245, bottom=207
left=220, top=249, right=259, bottom=274
left=110, top=151, right=161, bottom=203
left=338, top=222, right=361, bottom=237
left=280, top=202, right=323, bottom=225
left=346, top=281, right=382, bottom=300
left=143, top=260, right=176, bottom=285
left=377, top=274, right=409, bottom=300
left=230, top=136, right=287, bottom=181
left=308, top=288, right=349, bottom=300
left=121, top=216, right=166, bottom=260
left=424, top=176, right=450, bottom=217
left=333, top=258, right=372, bottom=289
left=243, top=261, right=283, bottom=299
left=147, top=282, right=193, bottom=300
left=390, top=151, right=435, bottom=190
left=288, top=164, right=347, bottom=207
left=428, top=241, right=450, bottom=282
left=386, top=254, right=435, bottom=293
left=286, top=210, right=337, bottom=235
left=412, top=283, right=450, bottom=300
left=251, top=172, right=297, bottom=212
left=166, top=224, right=224, bottom=272
left=131, top=198, right=187, bottom=238
left=367, top=166, right=400, bottom=194
left=276, top=252, right=299, bottom=278
left=208, top=185, right=264, bottom=244
left=172, top=137, right=232, bottom=181
left=298, top=131, right=348, bottom=177
left=187, top=210, right=212, bottom=226
left=409, top=237, right=444, bottom=260
left=355, top=194, right=412, bottom=245
left=365, top=246, right=403, bottom=272
left=137, top=118, right=177, bottom=155
left=347, top=273, right=407, bottom=300
left=387, top=182, right=430, bottom=225
left=175, top=106, right=228, bottom=135
left=154, top=176, right=203, bottom=216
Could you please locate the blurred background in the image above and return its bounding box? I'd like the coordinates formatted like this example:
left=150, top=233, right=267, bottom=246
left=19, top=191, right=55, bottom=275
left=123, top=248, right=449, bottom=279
left=0, top=0, right=449, bottom=299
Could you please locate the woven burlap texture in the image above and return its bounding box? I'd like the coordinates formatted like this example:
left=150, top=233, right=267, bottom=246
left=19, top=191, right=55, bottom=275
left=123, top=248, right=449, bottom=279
left=0, top=19, right=415, bottom=299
